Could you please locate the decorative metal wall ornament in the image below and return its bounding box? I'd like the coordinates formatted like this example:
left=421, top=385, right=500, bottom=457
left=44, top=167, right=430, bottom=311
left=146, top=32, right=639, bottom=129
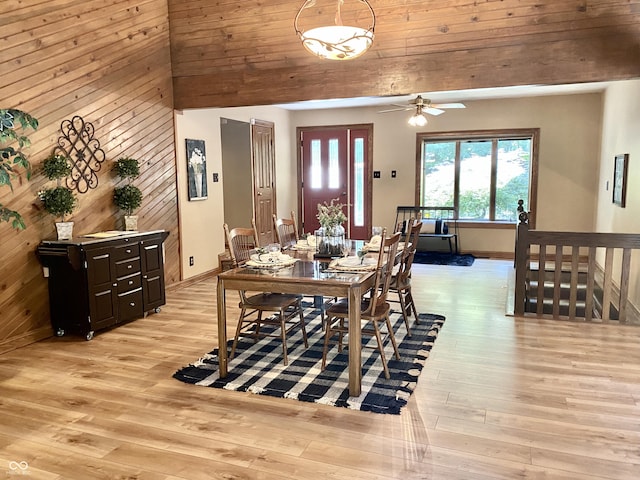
left=54, top=115, right=106, bottom=193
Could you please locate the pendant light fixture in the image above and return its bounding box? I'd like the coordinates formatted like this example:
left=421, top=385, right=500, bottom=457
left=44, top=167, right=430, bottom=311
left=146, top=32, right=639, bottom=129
left=294, top=0, right=376, bottom=61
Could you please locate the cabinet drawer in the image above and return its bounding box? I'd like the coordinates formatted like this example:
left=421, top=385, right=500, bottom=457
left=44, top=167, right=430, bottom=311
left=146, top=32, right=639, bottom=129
left=118, top=288, right=144, bottom=320
left=115, top=257, right=141, bottom=278
left=117, top=273, right=141, bottom=294
left=113, top=242, right=140, bottom=261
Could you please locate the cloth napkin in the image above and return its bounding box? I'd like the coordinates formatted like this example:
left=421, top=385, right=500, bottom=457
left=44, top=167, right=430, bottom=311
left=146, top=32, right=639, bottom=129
left=247, top=252, right=296, bottom=267
left=294, top=239, right=314, bottom=250
left=327, top=256, right=378, bottom=272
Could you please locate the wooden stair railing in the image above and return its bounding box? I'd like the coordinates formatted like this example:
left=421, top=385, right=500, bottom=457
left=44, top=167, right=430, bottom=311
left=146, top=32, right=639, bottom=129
left=514, top=211, right=640, bottom=323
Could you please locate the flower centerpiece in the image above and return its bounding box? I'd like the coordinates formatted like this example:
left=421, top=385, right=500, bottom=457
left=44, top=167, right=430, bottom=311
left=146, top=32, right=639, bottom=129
left=315, top=198, right=347, bottom=257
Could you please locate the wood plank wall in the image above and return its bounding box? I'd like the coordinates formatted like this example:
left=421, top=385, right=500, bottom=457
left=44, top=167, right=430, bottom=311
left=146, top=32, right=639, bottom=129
left=0, top=0, right=180, bottom=353
left=169, top=0, right=640, bottom=109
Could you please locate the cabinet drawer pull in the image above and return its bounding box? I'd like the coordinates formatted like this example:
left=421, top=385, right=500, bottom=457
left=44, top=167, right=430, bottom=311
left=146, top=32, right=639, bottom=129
left=126, top=249, right=132, bottom=254
left=127, top=265, right=132, bottom=269
left=128, top=280, right=134, bottom=285
left=130, top=302, right=136, bottom=307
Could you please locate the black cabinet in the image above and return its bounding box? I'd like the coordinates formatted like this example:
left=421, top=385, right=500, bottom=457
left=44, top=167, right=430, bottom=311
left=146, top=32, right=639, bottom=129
left=37, top=231, right=169, bottom=340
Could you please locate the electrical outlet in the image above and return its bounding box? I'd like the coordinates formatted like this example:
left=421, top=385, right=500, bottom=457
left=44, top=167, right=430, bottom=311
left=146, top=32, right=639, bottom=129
left=189, top=256, right=194, bottom=266
left=373, top=171, right=381, bottom=178
left=213, top=172, right=219, bottom=182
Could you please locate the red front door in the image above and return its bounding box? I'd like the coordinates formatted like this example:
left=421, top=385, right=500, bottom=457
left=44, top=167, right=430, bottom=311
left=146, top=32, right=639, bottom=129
left=300, top=126, right=371, bottom=239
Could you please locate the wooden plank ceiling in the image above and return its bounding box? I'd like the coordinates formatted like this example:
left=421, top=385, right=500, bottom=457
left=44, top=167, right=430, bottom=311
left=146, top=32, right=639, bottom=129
left=169, top=0, right=640, bottom=109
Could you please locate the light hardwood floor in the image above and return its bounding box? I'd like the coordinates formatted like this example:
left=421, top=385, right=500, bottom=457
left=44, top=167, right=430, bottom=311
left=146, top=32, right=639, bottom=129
left=1, top=259, right=640, bottom=479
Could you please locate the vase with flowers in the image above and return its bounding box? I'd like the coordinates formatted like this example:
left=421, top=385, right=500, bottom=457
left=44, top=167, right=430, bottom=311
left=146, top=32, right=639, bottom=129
left=315, top=198, right=347, bottom=257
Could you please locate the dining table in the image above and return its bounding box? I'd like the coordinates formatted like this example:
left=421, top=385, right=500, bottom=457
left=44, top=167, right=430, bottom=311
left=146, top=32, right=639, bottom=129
left=216, top=241, right=379, bottom=397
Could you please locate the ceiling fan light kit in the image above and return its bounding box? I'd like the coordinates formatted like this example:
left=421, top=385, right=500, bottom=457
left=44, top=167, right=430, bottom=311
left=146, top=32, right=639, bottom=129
left=408, top=112, right=428, bottom=127
left=378, top=95, right=466, bottom=126
left=294, top=0, right=376, bottom=60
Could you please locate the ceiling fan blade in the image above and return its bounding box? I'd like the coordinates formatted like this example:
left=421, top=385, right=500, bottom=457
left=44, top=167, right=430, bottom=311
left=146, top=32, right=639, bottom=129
left=430, top=102, right=466, bottom=109
left=378, top=106, right=412, bottom=113
left=425, top=107, right=445, bottom=116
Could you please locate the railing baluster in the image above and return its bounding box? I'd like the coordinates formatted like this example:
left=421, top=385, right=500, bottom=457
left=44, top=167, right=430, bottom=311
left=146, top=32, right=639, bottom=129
left=569, top=246, right=580, bottom=320
left=553, top=245, right=563, bottom=318
left=585, top=247, right=596, bottom=322
left=619, top=248, right=631, bottom=324
left=537, top=244, right=546, bottom=315
left=602, top=248, right=614, bottom=323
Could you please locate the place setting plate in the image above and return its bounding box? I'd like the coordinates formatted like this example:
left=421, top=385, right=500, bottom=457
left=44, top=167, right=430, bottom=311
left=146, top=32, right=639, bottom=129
left=246, top=252, right=298, bottom=269
left=326, top=256, right=378, bottom=272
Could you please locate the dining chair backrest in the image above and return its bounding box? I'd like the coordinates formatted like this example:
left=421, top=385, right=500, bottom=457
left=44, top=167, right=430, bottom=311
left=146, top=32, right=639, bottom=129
left=273, top=211, right=299, bottom=248
left=365, top=230, right=401, bottom=316
left=401, top=216, right=415, bottom=244
left=224, top=222, right=259, bottom=267
left=397, top=219, right=422, bottom=284
left=407, top=218, right=422, bottom=252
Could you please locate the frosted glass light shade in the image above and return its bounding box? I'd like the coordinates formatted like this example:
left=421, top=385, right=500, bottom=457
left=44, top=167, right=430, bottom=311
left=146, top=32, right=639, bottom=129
left=294, top=0, right=376, bottom=61
left=300, top=25, right=374, bottom=60
left=408, top=114, right=428, bottom=127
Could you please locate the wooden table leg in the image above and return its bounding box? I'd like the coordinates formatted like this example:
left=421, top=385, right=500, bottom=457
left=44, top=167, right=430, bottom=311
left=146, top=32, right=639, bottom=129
left=348, top=284, right=362, bottom=397
left=216, top=276, right=228, bottom=378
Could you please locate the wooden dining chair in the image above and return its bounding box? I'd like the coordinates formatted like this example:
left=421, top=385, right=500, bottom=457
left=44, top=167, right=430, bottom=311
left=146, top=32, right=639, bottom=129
left=273, top=211, right=299, bottom=248
left=389, top=219, right=423, bottom=336
left=321, top=230, right=402, bottom=379
left=223, top=223, right=308, bottom=366
left=274, top=211, right=333, bottom=325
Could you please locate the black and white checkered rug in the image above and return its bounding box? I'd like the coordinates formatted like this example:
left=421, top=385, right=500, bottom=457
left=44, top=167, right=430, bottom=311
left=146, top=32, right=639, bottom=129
left=173, top=306, right=445, bottom=414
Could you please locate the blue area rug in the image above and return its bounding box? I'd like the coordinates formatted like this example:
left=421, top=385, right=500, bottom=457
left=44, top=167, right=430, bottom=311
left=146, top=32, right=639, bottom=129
left=173, top=306, right=445, bottom=414
left=413, top=251, right=475, bottom=266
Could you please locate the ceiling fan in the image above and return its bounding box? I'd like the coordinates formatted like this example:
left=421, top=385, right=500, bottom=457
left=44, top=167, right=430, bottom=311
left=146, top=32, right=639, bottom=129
left=379, top=95, right=466, bottom=126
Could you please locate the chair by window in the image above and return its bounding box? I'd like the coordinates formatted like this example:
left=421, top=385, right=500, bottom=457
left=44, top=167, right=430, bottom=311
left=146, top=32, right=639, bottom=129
left=321, top=230, right=402, bottom=379
left=273, top=211, right=299, bottom=248
left=223, top=222, right=308, bottom=365
left=390, top=219, right=422, bottom=336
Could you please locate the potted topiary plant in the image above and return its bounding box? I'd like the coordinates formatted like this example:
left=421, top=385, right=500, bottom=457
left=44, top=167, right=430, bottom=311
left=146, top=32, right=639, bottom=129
left=113, top=157, right=143, bottom=231
left=38, top=153, right=77, bottom=240
left=0, top=109, right=38, bottom=230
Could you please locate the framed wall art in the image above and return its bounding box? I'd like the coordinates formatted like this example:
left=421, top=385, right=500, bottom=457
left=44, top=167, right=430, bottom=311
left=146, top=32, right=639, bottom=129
left=612, top=153, right=628, bottom=208
left=186, top=138, right=208, bottom=201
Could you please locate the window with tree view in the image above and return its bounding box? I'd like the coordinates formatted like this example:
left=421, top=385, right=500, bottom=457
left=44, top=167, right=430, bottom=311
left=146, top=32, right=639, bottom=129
left=418, top=129, right=538, bottom=223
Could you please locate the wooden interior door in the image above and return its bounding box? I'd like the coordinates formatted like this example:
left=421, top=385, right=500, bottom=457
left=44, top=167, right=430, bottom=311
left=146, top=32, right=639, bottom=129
left=299, top=126, right=372, bottom=239
left=251, top=119, right=277, bottom=246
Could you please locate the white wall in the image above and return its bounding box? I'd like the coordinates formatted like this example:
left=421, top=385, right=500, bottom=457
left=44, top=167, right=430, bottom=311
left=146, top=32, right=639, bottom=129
left=595, top=79, right=640, bottom=305
left=290, top=93, right=604, bottom=254
left=174, top=106, right=294, bottom=278
left=174, top=91, right=606, bottom=277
